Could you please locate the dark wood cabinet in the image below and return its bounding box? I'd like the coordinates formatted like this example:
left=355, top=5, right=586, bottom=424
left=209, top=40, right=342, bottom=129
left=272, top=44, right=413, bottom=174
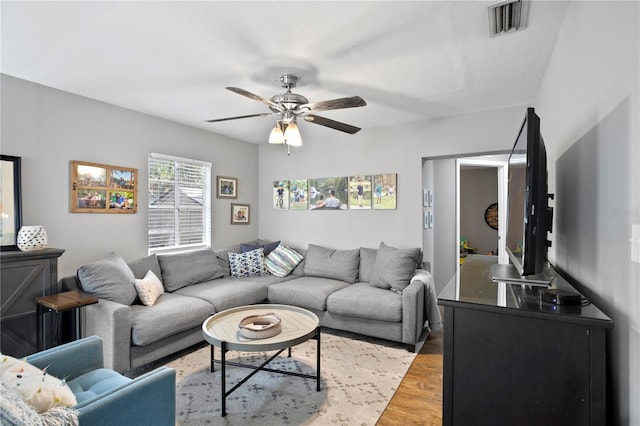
left=438, top=255, right=612, bottom=426
left=1, top=248, right=64, bottom=357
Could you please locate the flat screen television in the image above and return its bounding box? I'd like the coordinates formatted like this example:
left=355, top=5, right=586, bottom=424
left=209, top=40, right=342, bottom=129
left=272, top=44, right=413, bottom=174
left=505, top=107, right=553, bottom=277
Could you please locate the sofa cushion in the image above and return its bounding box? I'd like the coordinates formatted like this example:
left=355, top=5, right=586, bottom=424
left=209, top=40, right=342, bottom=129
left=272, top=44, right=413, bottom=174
left=133, top=270, right=164, bottom=306
left=265, top=244, right=304, bottom=277
left=77, top=252, right=137, bottom=305
left=127, top=254, right=163, bottom=281
left=175, top=277, right=269, bottom=312
left=358, top=247, right=378, bottom=283
left=326, top=283, right=402, bottom=322
left=240, top=240, right=280, bottom=256
left=267, top=276, right=349, bottom=311
left=371, top=242, right=422, bottom=292
left=129, top=293, right=214, bottom=346
left=303, top=244, right=360, bottom=284
left=67, top=368, right=131, bottom=404
left=228, top=248, right=270, bottom=278
left=157, top=249, right=225, bottom=292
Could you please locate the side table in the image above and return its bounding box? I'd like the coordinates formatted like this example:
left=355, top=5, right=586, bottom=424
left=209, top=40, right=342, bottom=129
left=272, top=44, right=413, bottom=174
left=36, top=290, right=98, bottom=350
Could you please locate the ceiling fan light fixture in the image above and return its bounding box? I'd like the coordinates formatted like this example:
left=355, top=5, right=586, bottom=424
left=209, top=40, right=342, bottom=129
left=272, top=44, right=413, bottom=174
left=283, top=119, right=302, bottom=147
left=269, top=121, right=285, bottom=144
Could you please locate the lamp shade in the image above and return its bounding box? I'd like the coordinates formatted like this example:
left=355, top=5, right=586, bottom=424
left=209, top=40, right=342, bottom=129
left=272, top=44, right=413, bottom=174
left=284, top=121, right=302, bottom=146
left=269, top=122, right=285, bottom=144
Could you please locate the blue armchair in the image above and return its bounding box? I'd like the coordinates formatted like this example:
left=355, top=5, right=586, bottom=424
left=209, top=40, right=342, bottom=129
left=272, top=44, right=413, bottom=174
left=26, top=336, right=175, bottom=426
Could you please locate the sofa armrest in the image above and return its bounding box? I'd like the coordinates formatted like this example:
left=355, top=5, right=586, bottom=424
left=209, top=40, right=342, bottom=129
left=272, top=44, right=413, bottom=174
left=84, top=299, right=132, bottom=373
left=401, top=279, right=426, bottom=345
left=75, top=366, right=176, bottom=426
left=26, top=336, right=104, bottom=380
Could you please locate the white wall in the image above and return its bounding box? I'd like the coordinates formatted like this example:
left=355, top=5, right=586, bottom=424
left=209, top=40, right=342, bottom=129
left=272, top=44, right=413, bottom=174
left=1, top=74, right=260, bottom=277
left=535, top=2, right=639, bottom=424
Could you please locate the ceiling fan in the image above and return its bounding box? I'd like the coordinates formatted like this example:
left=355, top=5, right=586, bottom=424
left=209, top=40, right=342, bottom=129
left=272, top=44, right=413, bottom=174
left=205, top=74, right=367, bottom=137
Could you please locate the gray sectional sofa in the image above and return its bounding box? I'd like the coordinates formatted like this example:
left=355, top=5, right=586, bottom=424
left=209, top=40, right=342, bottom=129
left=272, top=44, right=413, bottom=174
left=60, top=241, right=442, bottom=374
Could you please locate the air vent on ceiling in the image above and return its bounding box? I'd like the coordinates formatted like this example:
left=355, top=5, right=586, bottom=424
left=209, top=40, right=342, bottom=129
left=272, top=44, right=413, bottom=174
left=488, top=0, right=529, bottom=37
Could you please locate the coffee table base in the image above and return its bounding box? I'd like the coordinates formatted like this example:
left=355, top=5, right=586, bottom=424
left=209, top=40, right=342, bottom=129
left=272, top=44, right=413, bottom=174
left=210, top=326, right=321, bottom=417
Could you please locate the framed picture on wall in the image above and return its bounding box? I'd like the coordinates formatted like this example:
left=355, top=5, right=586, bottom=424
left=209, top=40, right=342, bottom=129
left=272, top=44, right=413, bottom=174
left=231, top=203, right=250, bottom=225
left=290, top=178, right=308, bottom=210
left=373, top=173, right=397, bottom=209
left=70, top=160, right=137, bottom=213
left=273, top=180, right=289, bottom=210
left=217, top=176, right=238, bottom=199
left=349, top=175, right=372, bottom=209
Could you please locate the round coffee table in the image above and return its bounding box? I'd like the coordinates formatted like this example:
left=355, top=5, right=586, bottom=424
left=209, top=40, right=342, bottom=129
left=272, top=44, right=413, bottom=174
left=202, top=304, right=321, bottom=417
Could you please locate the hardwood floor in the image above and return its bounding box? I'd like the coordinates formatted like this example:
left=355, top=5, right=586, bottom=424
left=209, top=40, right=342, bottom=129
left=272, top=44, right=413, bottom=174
left=377, top=328, right=444, bottom=426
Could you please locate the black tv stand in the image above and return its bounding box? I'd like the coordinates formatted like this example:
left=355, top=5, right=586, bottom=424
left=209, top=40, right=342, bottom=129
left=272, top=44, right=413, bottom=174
left=489, top=262, right=555, bottom=287
left=438, top=255, right=613, bottom=426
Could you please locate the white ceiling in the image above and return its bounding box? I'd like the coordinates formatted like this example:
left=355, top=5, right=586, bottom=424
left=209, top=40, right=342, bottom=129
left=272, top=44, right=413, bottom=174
left=1, top=1, right=569, bottom=144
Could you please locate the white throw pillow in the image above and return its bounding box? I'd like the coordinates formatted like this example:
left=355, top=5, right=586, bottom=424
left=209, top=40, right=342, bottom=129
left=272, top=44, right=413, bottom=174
left=134, top=270, right=164, bottom=306
left=0, top=354, right=77, bottom=414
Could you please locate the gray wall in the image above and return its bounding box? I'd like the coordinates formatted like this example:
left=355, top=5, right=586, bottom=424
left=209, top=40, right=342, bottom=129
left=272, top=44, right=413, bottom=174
left=257, top=106, right=525, bottom=296
left=535, top=2, right=639, bottom=424
left=1, top=74, right=260, bottom=277
left=460, top=167, right=498, bottom=254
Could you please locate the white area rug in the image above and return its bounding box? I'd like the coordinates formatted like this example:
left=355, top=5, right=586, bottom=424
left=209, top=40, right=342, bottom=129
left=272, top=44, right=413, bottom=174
left=168, top=330, right=416, bottom=425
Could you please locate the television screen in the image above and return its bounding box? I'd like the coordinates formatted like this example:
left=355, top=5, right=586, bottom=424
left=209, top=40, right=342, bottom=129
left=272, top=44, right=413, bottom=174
left=505, top=107, right=553, bottom=277
left=506, top=144, right=526, bottom=271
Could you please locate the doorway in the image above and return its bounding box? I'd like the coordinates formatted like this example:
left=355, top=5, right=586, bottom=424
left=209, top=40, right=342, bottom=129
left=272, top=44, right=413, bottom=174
left=455, top=156, right=509, bottom=280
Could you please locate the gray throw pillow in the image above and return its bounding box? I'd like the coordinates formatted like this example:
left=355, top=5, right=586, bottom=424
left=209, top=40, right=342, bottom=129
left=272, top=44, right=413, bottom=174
left=127, top=253, right=163, bottom=281
left=303, top=244, right=360, bottom=284
left=77, top=252, right=137, bottom=305
left=158, top=248, right=225, bottom=292
left=371, top=242, right=422, bottom=292
left=359, top=247, right=378, bottom=283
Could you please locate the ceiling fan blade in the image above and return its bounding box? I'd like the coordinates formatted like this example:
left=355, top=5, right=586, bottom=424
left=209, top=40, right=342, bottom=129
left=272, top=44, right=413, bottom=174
left=300, top=96, right=367, bottom=112
left=226, top=87, right=282, bottom=111
left=304, top=114, right=362, bottom=134
left=205, top=112, right=275, bottom=123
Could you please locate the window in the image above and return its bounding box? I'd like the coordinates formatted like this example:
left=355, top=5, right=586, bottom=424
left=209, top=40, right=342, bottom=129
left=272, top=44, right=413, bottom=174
left=148, top=153, right=211, bottom=254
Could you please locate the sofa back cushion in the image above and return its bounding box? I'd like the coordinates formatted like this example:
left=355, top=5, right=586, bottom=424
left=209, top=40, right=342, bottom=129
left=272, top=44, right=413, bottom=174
left=358, top=247, right=378, bottom=283
left=127, top=253, right=163, bottom=280
left=371, top=242, right=422, bottom=292
left=77, top=252, right=137, bottom=305
left=303, top=244, right=360, bottom=284
left=158, top=248, right=225, bottom=292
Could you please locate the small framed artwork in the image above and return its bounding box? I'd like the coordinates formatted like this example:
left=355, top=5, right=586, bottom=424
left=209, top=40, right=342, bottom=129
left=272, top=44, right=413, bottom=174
left=423, top=189, right=433, bottom=207
left=273, top=180, right=290, bottom=210
left=70, top=160, right=137, bottom=213
left=217, top=176, right=238, bottom=199
left=373, top=173, right=397, bottom=210
left=290, top=178, right=308, bottom=210
left=231, top=203, right=250, bottom=225
left=349, top=175, right=372, bottom=209
left=424, top=210, right=433, bottom=229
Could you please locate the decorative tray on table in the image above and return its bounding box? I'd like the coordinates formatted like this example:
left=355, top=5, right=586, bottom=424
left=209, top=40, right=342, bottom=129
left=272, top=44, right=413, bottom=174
left=238, top=313, right=282, bottom=339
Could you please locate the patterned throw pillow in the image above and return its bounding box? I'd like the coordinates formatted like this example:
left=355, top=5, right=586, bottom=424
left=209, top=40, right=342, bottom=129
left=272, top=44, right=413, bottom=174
left=0, top=355, right=77, bottom=414
left=228, top=248, right=270, bottom=278
left=265, top=244, right=304, bottom=277
left=134, top=270, right=164, bottom=306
